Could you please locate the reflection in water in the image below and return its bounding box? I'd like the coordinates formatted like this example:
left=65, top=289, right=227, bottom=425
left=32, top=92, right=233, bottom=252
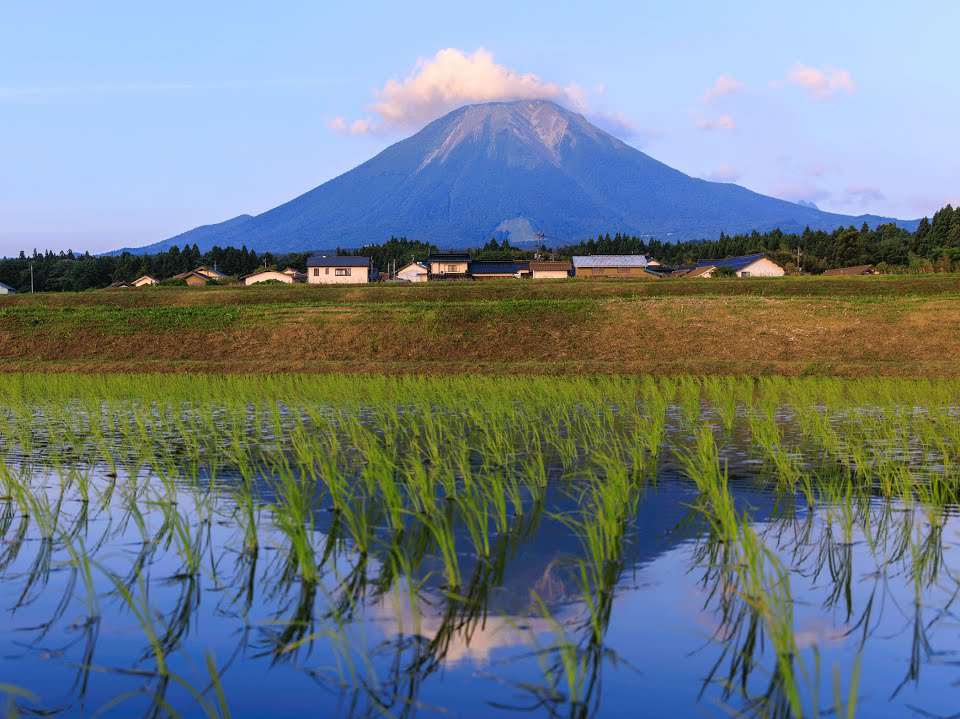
left=0, top=375, right=959, bottom=717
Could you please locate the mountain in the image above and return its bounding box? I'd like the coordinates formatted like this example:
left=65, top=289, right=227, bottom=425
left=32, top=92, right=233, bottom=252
left=120, top=100, right=917, bottom=254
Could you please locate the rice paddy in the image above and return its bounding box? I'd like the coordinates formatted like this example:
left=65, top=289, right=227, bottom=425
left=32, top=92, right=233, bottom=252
left=0, top=374, right=959, bottom=717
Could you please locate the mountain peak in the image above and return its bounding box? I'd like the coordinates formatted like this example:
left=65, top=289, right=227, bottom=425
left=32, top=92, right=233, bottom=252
left=418, top=99, right=615, bottom=171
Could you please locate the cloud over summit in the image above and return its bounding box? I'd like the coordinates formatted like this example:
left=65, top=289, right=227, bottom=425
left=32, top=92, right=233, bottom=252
left=329, top=48, right=646, bottom=139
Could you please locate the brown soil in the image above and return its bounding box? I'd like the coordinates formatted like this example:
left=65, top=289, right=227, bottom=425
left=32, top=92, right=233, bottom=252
left=1, top=278, right=958, bottom=376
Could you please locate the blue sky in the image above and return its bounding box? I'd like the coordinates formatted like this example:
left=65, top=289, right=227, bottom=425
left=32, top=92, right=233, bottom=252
left=2, top=0, right=958, bottom=256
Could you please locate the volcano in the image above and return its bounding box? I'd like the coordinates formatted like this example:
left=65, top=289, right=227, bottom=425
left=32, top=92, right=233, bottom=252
left=121, top=99, right=915, bottom=253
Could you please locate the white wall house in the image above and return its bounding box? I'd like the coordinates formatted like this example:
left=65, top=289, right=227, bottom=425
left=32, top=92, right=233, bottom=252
left=396, top=261, right=429, bottom=282
left=0, top=281, right=15, bottom=295
left=695, top=253, right=785, bottom=277
left=242, top=268, right=306, bottom=285
left=306, top=255, right=373, bottom=284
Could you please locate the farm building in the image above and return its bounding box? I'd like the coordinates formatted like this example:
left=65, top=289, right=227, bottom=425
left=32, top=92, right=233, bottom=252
left=823, top=264, right=876, bottom=276
left=571, top=255, right=660, bottom=278
left=171, top=270, right=215, bottom=286
left=469, top=261, right=531, bottom=280
left=396, top=261, right=429, bottom=282
left=106, top=281, right=132, bottom=289
left=192, top=266, right=229, bottom=281
left=529, top=261, right=571, bottom=279
left=0, top=281, right=15, bottom=294
left=132, top=275, right=159, bottom=287
left=306, top=255, right=373, bottom=284
left=242, top=268, right=306, bottom=285
left=695, top=253, right=785, bottom=277
left=427, top=253, right=471, bottom=280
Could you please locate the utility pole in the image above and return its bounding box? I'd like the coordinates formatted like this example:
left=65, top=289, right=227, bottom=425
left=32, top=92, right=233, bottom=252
left=797, top=247, right=803, bottom=273
left=30, top=264, right=34, bottom=293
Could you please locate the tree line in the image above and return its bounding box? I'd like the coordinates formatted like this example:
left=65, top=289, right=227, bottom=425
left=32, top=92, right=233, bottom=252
left=2, top=205, right=958, bottom=292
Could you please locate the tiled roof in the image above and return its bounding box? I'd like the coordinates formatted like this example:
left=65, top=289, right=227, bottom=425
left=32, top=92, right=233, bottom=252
left=427, top=253, right=471, bottom=262
left=695, top=253, right=767, bottom=271
left=571, top=255, right=650, bottom=268
left=469, top=261, right=528, bottom=274
left=823, top=264, right=875, bottom=276
left=306, top=255, right=371, bottom=267
left=0, top=281, right=15, bottom=291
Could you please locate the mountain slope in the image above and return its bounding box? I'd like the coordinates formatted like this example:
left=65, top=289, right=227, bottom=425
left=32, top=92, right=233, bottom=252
left=124, top=100, right=917, bottom=253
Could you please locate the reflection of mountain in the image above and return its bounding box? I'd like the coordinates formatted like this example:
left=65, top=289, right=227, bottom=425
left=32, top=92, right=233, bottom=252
left=285, top=473, right=792, bottom=654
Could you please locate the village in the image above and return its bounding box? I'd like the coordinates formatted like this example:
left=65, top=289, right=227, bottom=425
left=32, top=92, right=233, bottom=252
left=91, top=251, right=879, bottom=290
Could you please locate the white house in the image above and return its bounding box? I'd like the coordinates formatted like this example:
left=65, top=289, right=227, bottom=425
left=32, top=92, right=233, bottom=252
left=695, top=253, right=785, bottom=277
left=396, top=261, right=429, bottom=282
left=242, top=268, right=306, bottom=285
left=132, top=275, right=159, bottom=287
left=0, top=281, right=15, bottom=295
left=306, top=255, right=373, bottom=284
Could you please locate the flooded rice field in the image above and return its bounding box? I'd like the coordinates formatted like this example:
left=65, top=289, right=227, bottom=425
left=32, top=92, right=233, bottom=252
left=0, top=374, right=959, bottom=718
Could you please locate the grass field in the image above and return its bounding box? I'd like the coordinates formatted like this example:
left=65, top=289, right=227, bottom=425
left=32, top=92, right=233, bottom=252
left=2, top=275, right=960, bottom=376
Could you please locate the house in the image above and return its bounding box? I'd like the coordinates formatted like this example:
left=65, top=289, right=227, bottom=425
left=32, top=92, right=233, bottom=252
left=396, top=261, right=429, bottom=282
left=170, top=266, right=232, bottom=286
left=469, top=261, right=531, bottom=280
left=193, top=266, right=229, bottom=281
left=306, top=255, right=373, bottom=284
left=427, top=253, right=471, bottom=280
left=171, top=270, right=214, bottom=286
left=242, top=268, right=306, bottom=285
left=529, top=261, right=572, bottom=279
left=132, top=275, right=159, bottom=287
left=106, top=281, right=132, bottom=289
left=823, top=264, right=876, bottom=276
left=681, top=266, right=716, bottom=278
left=571, top=255, right=659, bottom=278
left=0, top=281, right=15, bottom=295
left=695, top=253, right=785, bottom=277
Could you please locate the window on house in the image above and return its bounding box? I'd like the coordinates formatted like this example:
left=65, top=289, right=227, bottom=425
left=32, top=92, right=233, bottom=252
left=325, top=267, right=329, bottom=275
left=445, top=264, right=459, bottom=273
left=741, top=271, right=750, bottom=277
left=592, top=267, right=604, bottom=275
left=313, top=268, right=319, bottom=277
left=617, top=267, right=631, bottom=274
left=335, top=268, right=352, bottom=276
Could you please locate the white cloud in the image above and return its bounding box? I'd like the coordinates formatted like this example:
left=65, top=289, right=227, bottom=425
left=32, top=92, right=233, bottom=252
left=844, top=184, right=885, bottom=204
left=804, top=162, right=839, bottom=177
left=705, top=164, right=741, bottom=182
left=333, top=47, right=648, bottom=140
left=326, top=116, right=347, bottom=133
left=700, top=74, right=743, bottom=103
left=786, top=63, right=856, bottom=99
left=696, top=113, right=736, bottom=131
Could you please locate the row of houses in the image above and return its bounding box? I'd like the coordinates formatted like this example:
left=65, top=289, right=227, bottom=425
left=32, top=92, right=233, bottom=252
left=105, top=252, right=788, bottom=288
left=76, top=254, right=880, bottom=293
left=382, top=252, right=787, bottom=283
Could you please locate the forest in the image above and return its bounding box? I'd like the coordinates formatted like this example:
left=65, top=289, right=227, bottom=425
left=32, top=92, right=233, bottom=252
left=1, top=205, right=958, bottom=293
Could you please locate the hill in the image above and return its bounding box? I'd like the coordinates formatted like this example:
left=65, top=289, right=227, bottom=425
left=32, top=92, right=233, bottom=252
left=122, top=100, right=917, bottom=254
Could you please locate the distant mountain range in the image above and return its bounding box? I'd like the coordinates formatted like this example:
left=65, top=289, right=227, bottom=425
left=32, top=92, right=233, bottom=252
left=113, top=99, right=918, bottom=254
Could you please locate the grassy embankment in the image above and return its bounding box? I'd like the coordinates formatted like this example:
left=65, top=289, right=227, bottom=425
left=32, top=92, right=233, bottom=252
left=2, top=275, right=960, bottom=376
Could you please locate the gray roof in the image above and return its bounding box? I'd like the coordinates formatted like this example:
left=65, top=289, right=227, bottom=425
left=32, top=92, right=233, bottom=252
left=696, top=253, right=768, bottom=271
left=0, top=281, right=15, bottom=292
left=571, top=255, right=650, bottom=268
left=306, top=255, right=371, bottom=267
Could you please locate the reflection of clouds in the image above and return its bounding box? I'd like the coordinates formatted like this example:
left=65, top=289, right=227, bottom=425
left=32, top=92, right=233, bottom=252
left=793, top=616, right=848, bottom=650
left=690, top=586, right=849, bottom=651
left=368, top=585, right=585, bottom=667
